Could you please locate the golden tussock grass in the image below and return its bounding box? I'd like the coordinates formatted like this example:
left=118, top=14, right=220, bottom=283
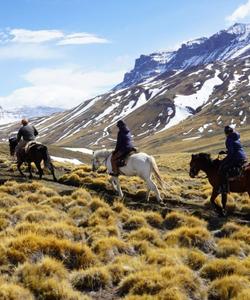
left=216, top=222, right=242, bottom=238
left=124, top=295, right=160, bottom=300
left=141, top=211, right=163, bottom=228
left=200, top=257, right=249, bottom=281
left=159, top=265, right=205, bottom=300
left=6, top=233, right=96, bottom=269
left=15, top=221, right=84, bottom=241
left=164, top=226, right=214, bottom=252
left=157, top=288, right=188, bottom=300
left=0, top=282, right=34, bottom=300
left=232, top=288, right=250, bottom=300
left=145, top=248, right=182, bottom=267
left=127, top=227, right=163, bottom=247
left=71, top=188, right=92, bottom=202
left=164, top=211, right=207, bottom=229
left=92, top=236, right=133, bottom=262
left=85, top=224, right=119, bottom=245
left=123, top=215, right=148, bottom=231
left=231, top=226, right=250, bottom=244
left=87, top=206, right=116, bottom=227
left=118, top=270, right=164, bottom=296
left=207, top=275, right=250, bottom=300
left=71, top=266, right=112, bottom=291
left=215, top=238, right=250, bottom=258
left=88, top=197, right=110, bottom=212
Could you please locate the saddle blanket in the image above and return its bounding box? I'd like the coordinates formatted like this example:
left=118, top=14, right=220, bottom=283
left=24, top=141, right=42, bottom=153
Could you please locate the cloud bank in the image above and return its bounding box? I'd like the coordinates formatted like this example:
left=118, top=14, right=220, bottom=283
left=0, top=67, right=125, bottom=109
left=226, top=0, right=250, bottom=22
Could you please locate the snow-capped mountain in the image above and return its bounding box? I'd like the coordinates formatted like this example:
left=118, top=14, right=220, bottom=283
left=0, top=106, right=64, bottom=125
left=0, top=23, right=249, bottom=150
left=115, top=23, right=250, bottom=89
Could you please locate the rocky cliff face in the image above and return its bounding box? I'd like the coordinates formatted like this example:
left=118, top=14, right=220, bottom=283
left=115, top=23, right=250, bottom=89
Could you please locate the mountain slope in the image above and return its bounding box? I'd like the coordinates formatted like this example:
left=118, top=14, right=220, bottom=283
left=116, top=23, right=250, bottom=89
left=1, top=24, right=250, bottom=151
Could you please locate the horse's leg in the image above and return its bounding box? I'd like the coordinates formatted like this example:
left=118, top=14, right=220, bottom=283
left=27, top=162, right=33, bottom=179
left=221, top=193, right=227, bottom=216
left=145, top=188, right=150, bottom=202
left=110, top=177, right=118, bottom=192
left=34, top=161, right=43, bottom=179
left=112, top=176, right=123, bottom=198
left=210, top=188, right=221, bottom=212
left=17, top=161, right=25, bottom=177
left=48, top=162, right=57, bottom=182
left=146, top=177, right=162, bottom=203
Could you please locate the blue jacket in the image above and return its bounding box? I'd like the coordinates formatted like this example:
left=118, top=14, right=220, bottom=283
left=225, top=131, right=247, bottom=162
left=115, top=126, right=133, bottom=152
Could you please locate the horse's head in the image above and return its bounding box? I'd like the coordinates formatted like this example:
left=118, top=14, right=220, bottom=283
left=92, top=149, right=111, bottom=172
left=189, top=153, right=211, bottom=178
left=9, top=137, right=18, bottom=156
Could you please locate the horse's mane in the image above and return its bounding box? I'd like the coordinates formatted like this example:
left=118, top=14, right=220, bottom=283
left=196, top=153, right=221, bottom=169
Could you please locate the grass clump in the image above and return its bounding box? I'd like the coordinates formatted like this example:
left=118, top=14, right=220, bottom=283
left=0, top=282, right=34, bottom=300
left=71, top=266, right=111, bottom=291
left=164, top=211, right=207, bottom=230
left=215, top=238, right=249, bottom=258
left=127, top=227, right=163, bottom=247
left=92, top=236, right=133, bottom=262
left=7, top=233, right=96, bottom=269
left=164, top=226, right=214, bottom=252
left=118, top=270, right=164, bottom=296
left=207, top=275, right=250, bottom=300
left=123, top=215, right=147, bottom=231
left=200, top=257, right=249, bottom=280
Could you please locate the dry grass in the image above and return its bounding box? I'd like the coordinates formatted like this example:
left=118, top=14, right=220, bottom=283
left=164, top=226, right=214, bottom=252
left=207, top=275, right=250, bottom=300
left=0, top=154, right=249, bottom=299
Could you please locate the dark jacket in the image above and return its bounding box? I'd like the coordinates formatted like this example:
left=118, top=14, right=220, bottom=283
left=225, top=131, right=247, bottom=163
left=115, top=126, right=133, bottom=152
left=17, top=125, right=38, bottom=142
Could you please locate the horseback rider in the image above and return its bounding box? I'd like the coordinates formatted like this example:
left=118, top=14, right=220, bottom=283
left=15, top=118, right=38, bottom=160
left=110, top=120, right=134, bottom=176
left=218, top=125, right=247, bottom=193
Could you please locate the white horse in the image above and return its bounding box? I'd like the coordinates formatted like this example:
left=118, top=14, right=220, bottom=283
left=92, top=149, right=165, bottom=202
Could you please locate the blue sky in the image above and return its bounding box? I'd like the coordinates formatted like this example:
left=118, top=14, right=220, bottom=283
left=0, top=0, right=250, bottom=109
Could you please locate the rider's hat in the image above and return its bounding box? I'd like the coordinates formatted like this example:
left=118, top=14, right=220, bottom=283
left=21, top=118, right=29, bottom=126
left=224, top=125, right=233, bottom=134
left=117, top=120, right=126, bottom=128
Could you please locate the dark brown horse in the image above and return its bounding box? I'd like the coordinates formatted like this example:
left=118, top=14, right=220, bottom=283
left=9, top=137, right=57, bottom=182
left=189, top=153, right=250, bottom=215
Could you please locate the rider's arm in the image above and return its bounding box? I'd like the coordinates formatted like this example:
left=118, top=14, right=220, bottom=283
left=115, top=131, right=122, bottom=152
left=17, top=128, right=22, bottom=142
left=226, top=139, right=234, bottom=160
left=33, top=126, right=38, bottom=136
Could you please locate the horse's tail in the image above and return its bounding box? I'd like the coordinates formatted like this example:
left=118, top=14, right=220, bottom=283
left=41, top=145, right=51, bottom=168
left=148, top=155, right=165, bottom=189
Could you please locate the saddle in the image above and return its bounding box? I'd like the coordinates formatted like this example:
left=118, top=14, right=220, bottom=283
left=24, top=141, right=42, bottom=153
left=117, top=148, right=137, bottom=167
left=228, top=162, right=249, bottom=180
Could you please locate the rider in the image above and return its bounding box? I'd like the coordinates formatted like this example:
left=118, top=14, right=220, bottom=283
left=15, top=118, right=38, bottom=159
left=110, top=120, right=134, bottom=176
left=218, top=125, right=247, bottom=193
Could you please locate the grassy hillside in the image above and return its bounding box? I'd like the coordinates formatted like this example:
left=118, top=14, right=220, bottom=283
left=0, top=149, right=249, bottom=299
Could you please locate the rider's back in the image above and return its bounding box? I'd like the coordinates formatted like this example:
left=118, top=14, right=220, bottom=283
left=18, top=125, right=38, bottom=142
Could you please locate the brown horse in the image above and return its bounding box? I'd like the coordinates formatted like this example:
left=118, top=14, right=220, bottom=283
left=9, top=137, right=57, bottom=182
left=189, top=153, right=250, bottom=215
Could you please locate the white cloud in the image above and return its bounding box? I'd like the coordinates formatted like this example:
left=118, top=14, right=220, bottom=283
left=0, top=28, right=109, bottom=46
left=9, top=29, right=64, bottom=43
left=58, top=33, right=109, bottom=45
left=226, top=0, right=250, bottom=22
left=0, top=67, right=125, bottom=109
